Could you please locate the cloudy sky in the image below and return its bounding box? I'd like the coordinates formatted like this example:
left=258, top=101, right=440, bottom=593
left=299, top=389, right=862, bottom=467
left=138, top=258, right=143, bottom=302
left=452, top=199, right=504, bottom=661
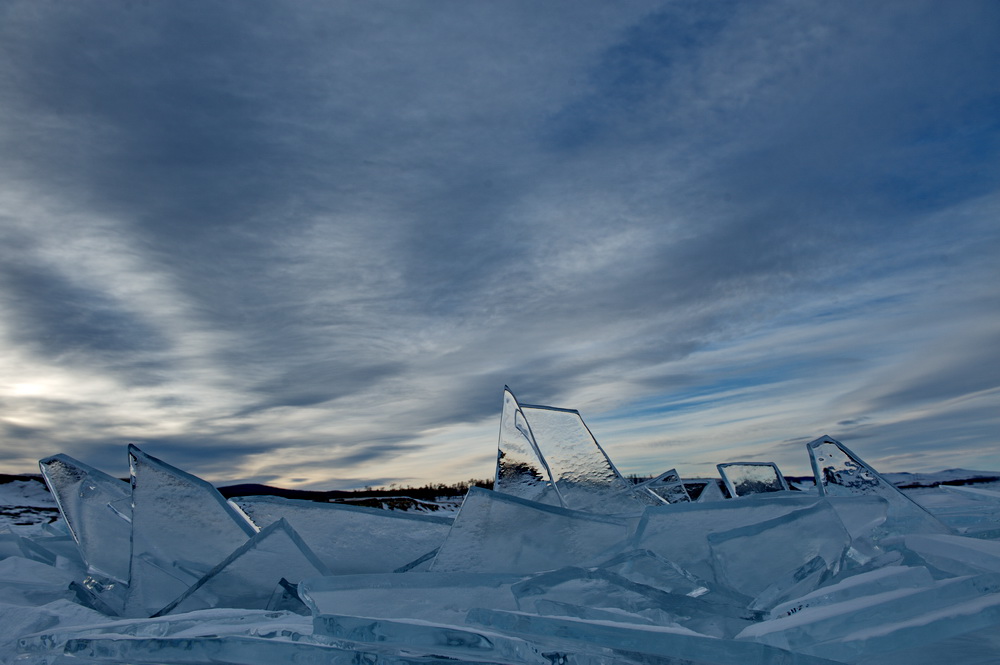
left=1, top=1, right=998, bottom=489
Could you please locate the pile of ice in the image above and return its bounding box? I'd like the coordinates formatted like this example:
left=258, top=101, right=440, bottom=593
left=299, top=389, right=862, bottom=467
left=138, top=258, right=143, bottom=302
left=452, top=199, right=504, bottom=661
left=3, top=387, right=1000, bottom=664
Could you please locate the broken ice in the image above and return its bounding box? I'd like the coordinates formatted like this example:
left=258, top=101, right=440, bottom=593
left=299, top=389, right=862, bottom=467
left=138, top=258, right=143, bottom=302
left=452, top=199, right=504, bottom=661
left=6, top=392, right=1000, bottom=665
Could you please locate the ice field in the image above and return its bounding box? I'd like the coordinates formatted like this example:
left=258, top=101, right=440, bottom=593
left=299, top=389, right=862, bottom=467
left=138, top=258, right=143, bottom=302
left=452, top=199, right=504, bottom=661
left=2, top=387, right=1000, bottom=664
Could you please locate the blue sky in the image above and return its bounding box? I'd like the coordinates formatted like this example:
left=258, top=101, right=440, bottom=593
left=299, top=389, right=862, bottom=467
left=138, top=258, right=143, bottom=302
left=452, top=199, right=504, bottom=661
left=1, top=1, right=998, bottom=488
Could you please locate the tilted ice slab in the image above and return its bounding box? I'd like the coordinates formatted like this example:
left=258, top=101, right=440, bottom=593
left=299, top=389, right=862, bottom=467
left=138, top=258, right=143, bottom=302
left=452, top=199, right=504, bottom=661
left=155, top=518, right=329, bottom=615
left=808, top=436, right=951, bottom=537
left=467, top=608, right=846, bottom=665
left=231, top=495, right=452, bottom=574
left=495, top=387, right=655, bottom=513
left=518, top=401, right=657, bottom=513
left=124, top=445, right=256, bottom=617
left=495, top=387, right=558, bottom=505
left=902, top=533, right=1000, bottom=575
left=313, top=613, right=552, bottom=664
left=717, top=462, right=789, bottom=498
left=630, top=469, right=691, bottom=504
left=633, top=493, right=834, bottom=585
left=511, top=565, right=757, bottom=638
left=766, top=564, right=935, bottom=619
left=737, top=573, right=1000, bottom=661
left=429, top=487, right=631, bottom=574
left=38, top=454, right=132, bottom=584
left=708, top=501, right=852, bottom=609
left=298, top=572, right=522, bottom=625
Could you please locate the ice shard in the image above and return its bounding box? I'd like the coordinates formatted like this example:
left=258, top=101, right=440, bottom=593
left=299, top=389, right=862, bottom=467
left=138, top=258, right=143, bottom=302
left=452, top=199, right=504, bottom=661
left=124, top=445, right=256, bottom=617
left=155, top=518, right=329, bottom=615
left=695, top=478, right=727, bottom=502
left=495, top=387, right=558, bottom=505
left=517, top=402, right=647, bottom=512
left=807, top=436, right=951, bottom=536
left=718, top=462, right=789, bottom=497
left=231, top=495, right=451, bottom=574
left=38, top=454, right=132, bottom=583
left=430, top=487, right=630, bottom=574
left=631, top=469, right=690, bottom=504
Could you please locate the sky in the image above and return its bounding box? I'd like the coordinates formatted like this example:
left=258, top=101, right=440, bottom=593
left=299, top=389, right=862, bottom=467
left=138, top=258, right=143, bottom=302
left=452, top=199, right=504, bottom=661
left=1, top=1, right=998, bottom=489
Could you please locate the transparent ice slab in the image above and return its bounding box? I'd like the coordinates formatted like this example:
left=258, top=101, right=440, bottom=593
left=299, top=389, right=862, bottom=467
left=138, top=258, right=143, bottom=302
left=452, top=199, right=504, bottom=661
left=916, top=487, right=1000, bottom=538
left=511, top=566, right=757, bottom=638
left=632, top=469, right=690, bottom=504
left=298, top=572, right=522, bottom=625
left=1, top=598, right=107, bottom=657
left=595, top=549, right=710, bottom=597
left=708, top=500, right=851, bottom=600
left=518, top=401, right=650, bottom=513
left=155, top=518, right=329, bottom=615
left=695, top=478, right=727, bottom=502
left=766, top=565, right=935, bottom=620
left=717, top=462, right=789, bottom=497
left=902, top=533, right=1000, bottom=575
left=125, top=445, right=256, bottom=617
left=231, top=495, right=452, bottom=574
left=51, top=634, right=483, bottom=665
left=0, top=555, right=78, bottom=606
left=429, top=487, right=631, bottom=574
left=467, top=608, right=846, bottom=665
left=737, top=573, right=1000, bottom=661
left=807, top=436, right=951, bottom=537
left=313, top=613, right=551, bottom=664
left=38, top=454, right=132, bottom=583
left=632, top=494, right=825, bottom=584
left=495, top=387, right=557, bottom=505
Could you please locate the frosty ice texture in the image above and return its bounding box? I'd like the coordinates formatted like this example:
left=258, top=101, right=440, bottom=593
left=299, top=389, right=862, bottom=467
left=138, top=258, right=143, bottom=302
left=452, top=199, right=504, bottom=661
left=125, top=445, right=256, bottom=617
left=494, top=387, right=556, bottom=504
left=231, top=495, right=451, bottom=574
left=518, top=403, right=647, bottom=513
left=38, top=454, right=132, bottom=583
left=156, top=518, right=328, bottom=615
left=718, top=462, right=789, bottom=497
left=495, top=387, right=650, bottom=513
left=430, top=486, right=630, bottom=574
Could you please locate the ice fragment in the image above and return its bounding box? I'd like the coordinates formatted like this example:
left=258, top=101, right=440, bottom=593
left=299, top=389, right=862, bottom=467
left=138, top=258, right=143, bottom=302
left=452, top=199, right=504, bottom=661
left=124, top=445, right=256, bottom=617
left=718, top=462, right=789, bottom=497
left=155, top=518, right=329, bottom=615
left=38, top=454, right=132, bottom=583
left=430, top=487, right=630, bottom=574
left=231, top=495, right=451, bottom=574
